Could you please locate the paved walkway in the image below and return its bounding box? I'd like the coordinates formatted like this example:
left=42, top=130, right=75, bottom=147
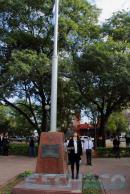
left=0, top=155, right=130, bottom=194
left=0, top=155, right=36, bottom=187
left=80, top=157, right=130, bottom=194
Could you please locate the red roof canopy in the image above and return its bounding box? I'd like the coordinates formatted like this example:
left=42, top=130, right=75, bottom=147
left=77, top=123, right=93, bottom=130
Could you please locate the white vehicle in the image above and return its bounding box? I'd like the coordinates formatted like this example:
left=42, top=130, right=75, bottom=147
left=10, top=136, right=26, bottom=142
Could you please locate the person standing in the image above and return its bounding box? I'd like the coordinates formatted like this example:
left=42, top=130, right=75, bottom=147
left=125, top=135, right=130, bottom=148
left=84, top=137, right=93, bottom=165
left=67, top=132, right=82, bottom=179
left=113, top=136, right=120, bottom=158
left=3, top=132, right=10, bottom=156
left=29, top=137, right=35, bottom=157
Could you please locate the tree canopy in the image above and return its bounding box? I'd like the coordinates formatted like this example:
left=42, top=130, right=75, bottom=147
left=72, top=38, right=130, bottom=143
left=106, top=112, right=128, bottom=135
left=1, top=0, right=130, bottom=144
left=0, top=0, right=100, bottom=135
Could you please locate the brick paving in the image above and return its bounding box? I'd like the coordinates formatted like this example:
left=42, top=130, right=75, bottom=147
left=0, top=155, right=130, bottom=194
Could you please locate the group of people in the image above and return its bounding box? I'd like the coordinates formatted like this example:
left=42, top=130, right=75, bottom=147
left=66, top=133, right=122, bottom=179
left=0, top=132, right=10, bottom=156
left=66, top=132, right=93, bottom=179
left=0, top=132, right=36, bottom=157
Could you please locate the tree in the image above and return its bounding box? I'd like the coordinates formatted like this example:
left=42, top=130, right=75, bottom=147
left=8, top=101, right=39, bottom=136
left=73, top=39, right=130, bottom=146
left=0, top=105, right=11, bottom=133
left=0, top=103, right=35, bottom=136
left=0, top=0, right=100, bottom=61
left=102, top=11, right=130, bottom=42
left=0, top=0, right=100, bottom=135
left=1, top=50, right=51, bottom=135
left=106, top=112, right=128, bottom=135
left=57, top=77, right=81, bottom=132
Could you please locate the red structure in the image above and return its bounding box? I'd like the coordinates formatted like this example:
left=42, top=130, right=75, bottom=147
left=76, top=123, right=94, bottom=136
left=72, top=113, right=95, bottom=137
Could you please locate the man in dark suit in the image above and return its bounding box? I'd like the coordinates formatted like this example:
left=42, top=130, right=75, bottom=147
left=113, top=136, right=120, bottom=158
left=67, top=132, right=82, bottom=179
left=3, top=132, right=10, bottom=156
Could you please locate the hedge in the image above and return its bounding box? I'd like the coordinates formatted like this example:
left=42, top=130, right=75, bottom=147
left=9, top=143, right=38, bottom=156
left=95, top=147, right=130, bottom=158
left=8, top=143, right=130, bottom=157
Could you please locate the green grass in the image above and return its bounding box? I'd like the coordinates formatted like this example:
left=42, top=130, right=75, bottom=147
left=83, top=173, right=103, bottom=194
left=0, top=171, right=32, bottom=194
left=0, top=176, right=23, bottom=194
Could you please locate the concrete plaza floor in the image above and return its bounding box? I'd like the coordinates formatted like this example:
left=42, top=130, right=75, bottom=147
left=80, top=157, right=130, bottom=194
left=0, top=155, right=130, bottom=194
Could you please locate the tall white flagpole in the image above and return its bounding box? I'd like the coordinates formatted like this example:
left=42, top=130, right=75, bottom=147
left=50, top=0, right=59, bottom=132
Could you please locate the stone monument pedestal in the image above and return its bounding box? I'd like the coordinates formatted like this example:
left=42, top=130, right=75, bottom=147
left=36, top=132, right=67, bottom=174
left=12, top=173, right=82, bottom=194
left=12, top=132, right=82, bottom=194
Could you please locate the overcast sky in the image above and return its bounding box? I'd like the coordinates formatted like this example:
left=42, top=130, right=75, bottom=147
left=88, top=0, right=130, bottom=22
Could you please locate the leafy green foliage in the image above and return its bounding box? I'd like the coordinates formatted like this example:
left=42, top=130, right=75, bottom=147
left=18, top=171, right=33, bottom=178
left=72, top=39, right=130, bottom=142
left=83, top=173, right=102, bottom=194
left=59, top=0, right=101, bottom=51
left=1, top=50, right=51, bottom=134
left=0, top=105, right=12, bottom=133
left=96, top=147, right=130, bottom=158
left=9, top=143, right=38, bottom=156
left=0, top=0, right=100, bottom=134
left=106, top=112, right=128, bottom=134
left=102, top=11, right=130, bottom=42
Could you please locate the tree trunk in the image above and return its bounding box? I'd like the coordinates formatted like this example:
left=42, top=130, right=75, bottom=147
left=98, top=116, right=109, bottom=147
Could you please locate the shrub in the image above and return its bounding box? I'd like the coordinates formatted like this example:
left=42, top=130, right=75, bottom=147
left=95, top=147, right=130, bottom=158
left=9, top=143, right=38, bottom=156
left=83, top=173, right=103, bottom=194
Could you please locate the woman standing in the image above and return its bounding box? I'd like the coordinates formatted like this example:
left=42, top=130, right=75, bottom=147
left=67, top=132, right=82, bottom=179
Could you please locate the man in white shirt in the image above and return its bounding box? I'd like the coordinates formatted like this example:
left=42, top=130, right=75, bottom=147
left=83, top=137, right=93, bottom=165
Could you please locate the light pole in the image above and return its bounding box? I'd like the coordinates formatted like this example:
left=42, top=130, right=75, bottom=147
left=45, top=104, right=50, bottom=132
left=50, top=0, right=59, bottom=132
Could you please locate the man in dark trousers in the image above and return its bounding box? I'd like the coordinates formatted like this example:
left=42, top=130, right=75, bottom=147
left=67, top=132, right=82, bottom=179
left=113, top=136, right=120, bottom=158
left=29, top=136, right=35, bottom=157
left=84, top=137, right=93, bottom=165
left=3, top=132, right=10, bottom=156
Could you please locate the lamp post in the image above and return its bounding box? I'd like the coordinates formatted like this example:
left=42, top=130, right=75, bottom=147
left=45, top=104, right=50, bottom=132
left=50, top=0, right=59, bottom=132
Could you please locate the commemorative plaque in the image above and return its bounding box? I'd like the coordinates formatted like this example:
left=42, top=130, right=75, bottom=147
left=36, top=132, right=67, bottom=174
left=42, top=144, right=60, bottom=158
